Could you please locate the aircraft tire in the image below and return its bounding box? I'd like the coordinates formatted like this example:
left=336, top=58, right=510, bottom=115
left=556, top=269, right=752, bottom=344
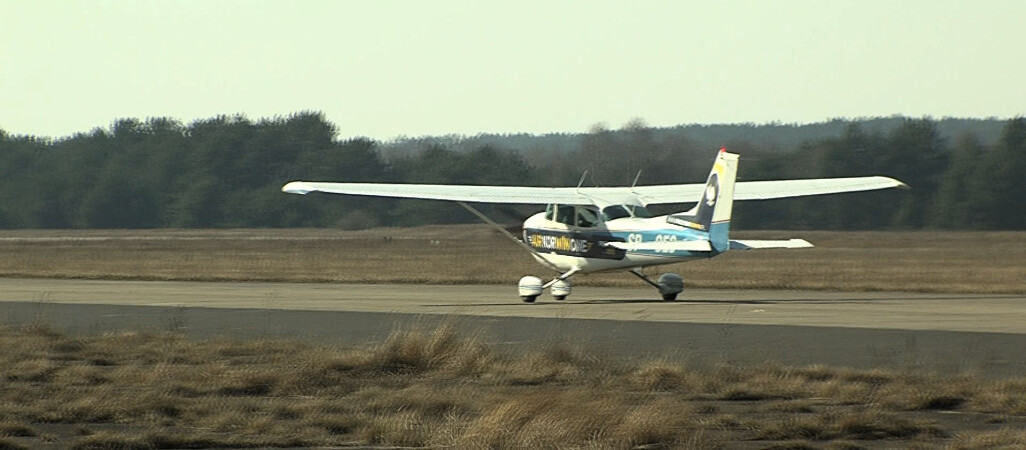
left=662, top=293, right=678, bottom=301
left=554, top=295, right=566, bottom=301
left=521, top=295, right=538, bottom=303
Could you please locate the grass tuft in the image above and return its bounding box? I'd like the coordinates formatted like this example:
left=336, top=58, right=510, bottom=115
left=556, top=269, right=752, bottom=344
left=368, top=323, right=493, bottom=376
left=632, top=360, right=698, bottom=391
left=0, top=422, right=36, bottom=438
left=918, top=395, right=966, bottom=410
left=0, top=439, right=30, bottom=450
left=760, top=441, right=820, bottom=450
left=948, top=428, right=1026, bottom=449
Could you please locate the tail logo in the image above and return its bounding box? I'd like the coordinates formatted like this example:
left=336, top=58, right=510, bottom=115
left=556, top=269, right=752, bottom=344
left=704, top=173, right=719, bottom=207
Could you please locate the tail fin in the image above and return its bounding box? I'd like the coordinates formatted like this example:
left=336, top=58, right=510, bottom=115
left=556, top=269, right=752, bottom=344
left=667, top=149, right=739, bottom=253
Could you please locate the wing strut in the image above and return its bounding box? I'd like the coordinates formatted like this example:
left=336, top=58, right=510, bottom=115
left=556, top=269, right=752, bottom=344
left=629, top=268, right=661, bottom=289
left=575, top=171, right=589, bottom=193
left=457, top=202, right=562, bottom=273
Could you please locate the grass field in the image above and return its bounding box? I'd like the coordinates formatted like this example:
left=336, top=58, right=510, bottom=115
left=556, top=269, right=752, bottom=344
left=1, top=322, right=1025, bottom=449
left=1, top=227, right=1024, bottom=293
left=3, top=227, right=1025, bottom=447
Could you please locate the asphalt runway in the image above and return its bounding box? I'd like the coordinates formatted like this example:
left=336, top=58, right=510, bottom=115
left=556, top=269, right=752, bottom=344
left=3, top=278, right=1025, bottom=377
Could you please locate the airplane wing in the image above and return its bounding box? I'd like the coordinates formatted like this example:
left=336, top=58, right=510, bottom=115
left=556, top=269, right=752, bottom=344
left=282, top=182, right=595, bottom=204
left=282, top=176, right=905, bottom=206
left=632, top=176, right=907, bottom=204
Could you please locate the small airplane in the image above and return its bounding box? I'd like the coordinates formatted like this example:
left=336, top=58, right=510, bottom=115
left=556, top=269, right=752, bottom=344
left=283, top=149, right=906, bottom=302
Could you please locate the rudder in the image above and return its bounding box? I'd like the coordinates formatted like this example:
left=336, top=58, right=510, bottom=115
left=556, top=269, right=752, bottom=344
left=666, top=149, right=738, bottom=252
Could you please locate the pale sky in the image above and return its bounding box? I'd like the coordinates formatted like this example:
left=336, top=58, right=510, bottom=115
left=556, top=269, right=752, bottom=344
left=2, top=0, right=1024, bottom=140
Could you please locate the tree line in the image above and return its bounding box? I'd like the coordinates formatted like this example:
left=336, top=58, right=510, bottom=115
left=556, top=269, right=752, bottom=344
left=0, top=112, right=1023, bottom=230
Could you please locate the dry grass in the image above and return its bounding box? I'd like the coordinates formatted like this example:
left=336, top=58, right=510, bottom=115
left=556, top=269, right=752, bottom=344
left=948, top=427, right=1026, bottom=449
left=1, top=323, right=1024, bottom=448
left=1, top=227, right=1024, bottom=293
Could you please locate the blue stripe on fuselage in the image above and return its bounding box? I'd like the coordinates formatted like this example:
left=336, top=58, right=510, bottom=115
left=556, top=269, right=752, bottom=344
left=607, top=228, right=714, bottom=257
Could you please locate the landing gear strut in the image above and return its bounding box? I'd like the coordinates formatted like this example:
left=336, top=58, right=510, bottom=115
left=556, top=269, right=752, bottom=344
left=630, top=269, right=684, bottom=301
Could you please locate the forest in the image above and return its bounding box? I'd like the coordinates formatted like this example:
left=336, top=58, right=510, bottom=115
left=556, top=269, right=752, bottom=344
left=0, top=113, right=1023, bottom=230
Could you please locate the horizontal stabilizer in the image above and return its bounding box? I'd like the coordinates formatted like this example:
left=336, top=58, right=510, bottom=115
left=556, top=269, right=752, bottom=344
left=605, top=240, right=713, bottom=252
left=729, top=239, right=814, bottom=250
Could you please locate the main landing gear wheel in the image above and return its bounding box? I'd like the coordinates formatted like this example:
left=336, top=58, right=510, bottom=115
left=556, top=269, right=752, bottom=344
left=657, top=273, right=684, bottom=301
left=550, top=279, right=571, bottom=301
left=630, top=269, right=684, bottom=302
left=521, top=295, right=538, bottom=303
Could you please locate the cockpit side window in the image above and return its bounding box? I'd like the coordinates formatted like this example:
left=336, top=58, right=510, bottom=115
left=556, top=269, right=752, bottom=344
left=544, top=204, right=556, bottom=221
left=628, top=205, right=654, bottom=218
left=601, top=204, right=653, bottom=220
left=602, top=205, right=630, bottom=221
left=576, top=206, right=600, bottom=228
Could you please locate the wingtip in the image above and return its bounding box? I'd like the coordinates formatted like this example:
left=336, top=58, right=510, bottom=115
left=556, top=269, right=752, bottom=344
left=282, top=181, right=311, bottom=195
left=792, top=238, right=815, bottom=248
left=878, top=177, right=910, bottom=190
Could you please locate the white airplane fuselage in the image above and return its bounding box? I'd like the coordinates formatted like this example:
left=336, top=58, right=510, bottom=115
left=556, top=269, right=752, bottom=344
left=521, top=211, right=716, bottom=274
